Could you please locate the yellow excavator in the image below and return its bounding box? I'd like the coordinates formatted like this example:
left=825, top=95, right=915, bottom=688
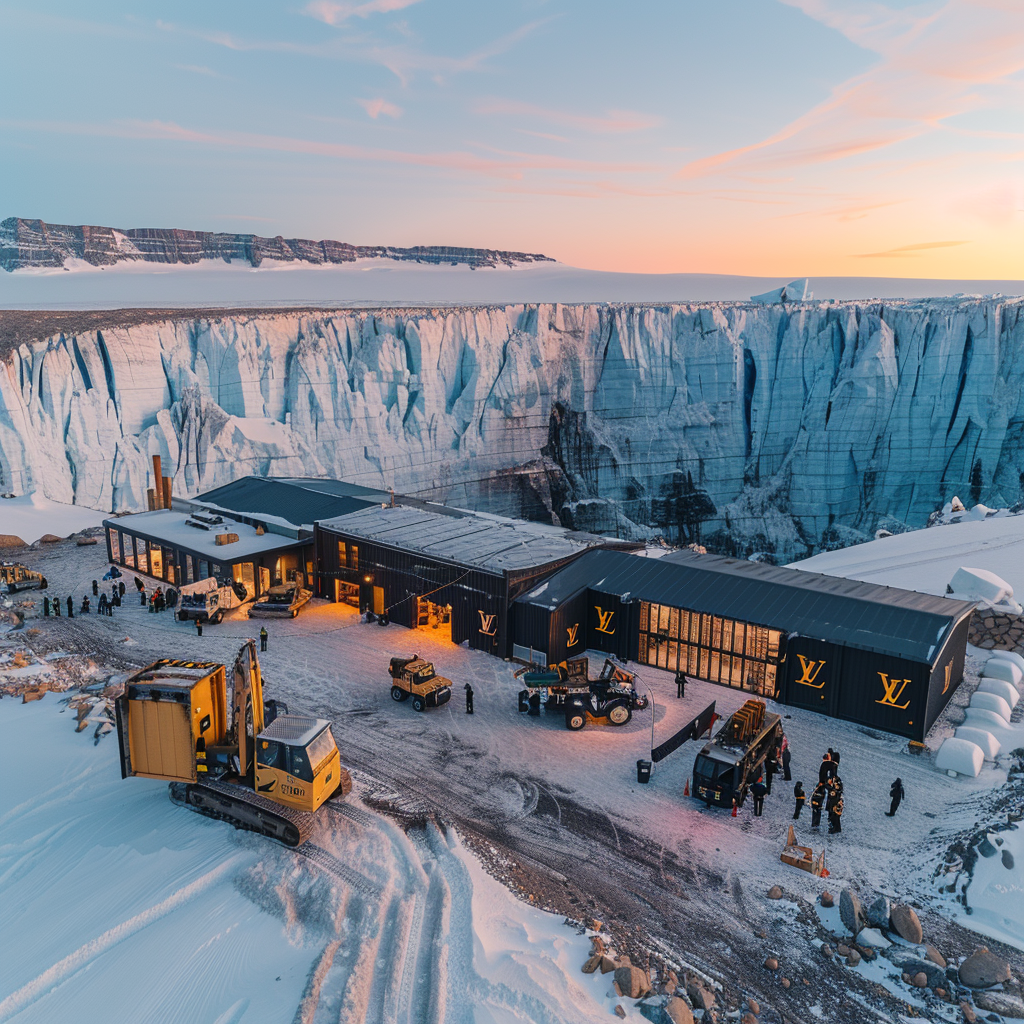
left=115, top=640, right=351, bottom=846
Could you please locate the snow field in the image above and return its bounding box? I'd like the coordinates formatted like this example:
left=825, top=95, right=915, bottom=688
left=0, top=493, right=107, bottom=544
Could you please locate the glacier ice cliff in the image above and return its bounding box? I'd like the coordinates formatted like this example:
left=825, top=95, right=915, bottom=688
left=1, top=297, right=1022, bottom=563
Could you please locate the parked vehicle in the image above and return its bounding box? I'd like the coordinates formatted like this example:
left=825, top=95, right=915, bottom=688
left=691, top=698, right=782, bottom=808
left=249, top=582, right=313, bottom=618
left=1, top=562, right=46, bottom=593
left=516, top=656, right=649, bottom=731
left=176, top=577, right=248, bottom=624
left=388, top=655, right=453, bottom=712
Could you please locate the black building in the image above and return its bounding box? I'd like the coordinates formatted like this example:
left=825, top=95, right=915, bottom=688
left=512, top=548, right=975, bottom=741
left=315, top=504, right=626, bottom=656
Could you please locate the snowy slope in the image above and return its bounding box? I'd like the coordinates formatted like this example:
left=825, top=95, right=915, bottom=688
left=0, top=492, right=107, bottom=544
left=4, top=297, right=1024, bottom=562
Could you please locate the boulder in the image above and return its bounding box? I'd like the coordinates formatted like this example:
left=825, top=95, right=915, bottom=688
left=0, top=534, right=26, bottom=548
left=913, top=972, right=929, bottom=988
left=767, top=885, right=783, bottom=899
left=599, top=956, right=617, bottom=974
left=39, top=534, right=62, bottom=543
left=846, top=949, right=861, bottom=966
left=582, top=954, right=601, bottom=974
left=747, top=998, right=760, bottom=1014
left=890, top=904, right=924, bottom=944
left=924, top=945, right=947, bottom=969
left=865, top=895, right=891, bottom=930
left=958, top=947, right=1011, bottom=988
left=840, top=890, right=865, bottom=935
left=686, top=979, right=716, bottom=1010
left=960, top=1000, right=976, bottom=1022
left=820, top=891, right=834, bottom=908
left=614, top=1006, right=626, bottom=1020
left=763, top=957, right=778, bottom=971
left=974, top=990, right=1024, bottom=1017
left=614, top=964, right=651, bottom=999
left=664, top=997, right=694, bottom=1024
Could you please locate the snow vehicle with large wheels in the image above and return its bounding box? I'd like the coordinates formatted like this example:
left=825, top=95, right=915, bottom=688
left=176, top=576, right=248, bottom=624
left=387, top=655, right=453, bottom=712
left=516, top=656, right=649, bottom=731
left=1, top=562, right=46, bottom=593
left=249, top=581, right=313, bottom=618
left=115, top=640, right=352, bottom=846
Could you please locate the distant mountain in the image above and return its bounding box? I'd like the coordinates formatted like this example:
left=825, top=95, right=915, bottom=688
left=0, top=217, right=554, bottom=272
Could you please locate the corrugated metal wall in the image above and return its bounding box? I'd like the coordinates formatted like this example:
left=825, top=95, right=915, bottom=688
left=924, top=614, right=971, bottom=735
left=546, top=590, right=589, bottom=664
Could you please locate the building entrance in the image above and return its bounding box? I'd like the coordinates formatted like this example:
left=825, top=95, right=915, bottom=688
left=416, top=598, right=452, bottom=642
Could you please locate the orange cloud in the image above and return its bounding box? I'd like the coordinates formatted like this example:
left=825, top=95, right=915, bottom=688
left=852, top=240, right=971, bottom=259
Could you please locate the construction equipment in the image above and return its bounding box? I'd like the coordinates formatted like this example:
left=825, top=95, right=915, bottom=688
left=1, top=562, right=46, bottom=593
left=691, top=698, right=782, bottom=808
left=176, top=576, right=248, bottom=624
left=250, top=581, right=313, bottom=619
left=515, top=656, right=649, bottom=731
left=388, top=656, right=452, bottom=712
left=115, top=640, right=351, bottom=846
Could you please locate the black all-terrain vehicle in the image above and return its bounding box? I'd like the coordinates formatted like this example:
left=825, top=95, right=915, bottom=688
left=516, top=656, right=649, bottom=731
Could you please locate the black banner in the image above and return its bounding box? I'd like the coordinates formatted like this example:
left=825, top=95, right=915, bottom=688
left=652, top=701, right=716, bottom=763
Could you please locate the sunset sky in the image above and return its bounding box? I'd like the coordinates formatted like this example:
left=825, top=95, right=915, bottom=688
left=2, top=0, right=1022, bottom=278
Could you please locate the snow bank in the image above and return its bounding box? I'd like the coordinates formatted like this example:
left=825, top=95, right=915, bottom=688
left=987, top=650, right=1024, bottom=673
left=948, top=566, right=1022, bottom=614
left=969, top=691, right=1012, bottom=723
left=0, top=493, right=106, bottom=544
left=981, top=659, right=1023, bottom=689
left=977, top=676, right=1020, bottom=709
left=953, top=726, right=1001, bottom=759
left=961, top=826, right=1024, bottom=952
left=934, top=737, right=984, bottom=777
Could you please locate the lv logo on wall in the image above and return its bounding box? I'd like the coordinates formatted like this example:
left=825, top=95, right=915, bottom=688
left=594, top=606, right=615, bottom=634
left=794, top=654, right=827, bottom=688
left=566, top=623, right=580, bottom=647
left=478, top=611, right=497, bottom=636
left=876, top=672, right=912, bottom=709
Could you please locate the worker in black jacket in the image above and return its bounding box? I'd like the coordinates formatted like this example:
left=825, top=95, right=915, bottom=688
left=751, top=776, right=767, bottom=816
left=810, top=781, right=827, bottom=827
left=464, top=683, right=474, bottom=715
left=886, top=778, right=905, bottom=817
left=818, top=753, right=838, bottom=784
left=793, top=781, right=806, bottom=820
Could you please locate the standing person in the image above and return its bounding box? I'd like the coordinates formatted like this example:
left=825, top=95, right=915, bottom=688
left=751, top=776, right=767, bottom=817
left=818, top=753, right=837, bottom=784
left=43, top=595, right=50, bottom=617
left=675, top=671, right=686, bottom=699
left=134, top=576, right=144, bottom=593
left=464, top=683, right=474, bottom=715
left=886, top=778, right=905, bottom=817
left=80, top=595, right=90, bottom=614
left=98, top=593, right=108, bottom=615
left=781, top=735, right=792, bottom=781
left=92, top=580, right=98, bottom=596
left=119, top=581, right=126, bottom=598
left=53, top=596, right=60, bottom=617
left=827, top=789, right=844, bottom=834
left=764, top=751, right=777, bottom=795
left=196, top=618, right=203, bottom=637
left=793, top=781, right=806, bottom=819
left=260, top=626, right=268, bottom=652
left=66, top=595, right=74, bottom=618
left=810, top=781, right=827, bottom=827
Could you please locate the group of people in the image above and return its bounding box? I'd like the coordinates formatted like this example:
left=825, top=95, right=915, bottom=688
left=790, top=748, right=845, bottom=832
left=147, top=586, right=177, bottom=613
left=749, top=735, right=792, bottom=815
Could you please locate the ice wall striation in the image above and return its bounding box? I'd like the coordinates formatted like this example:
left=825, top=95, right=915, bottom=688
left=1, top=298, right=1022, bottom=562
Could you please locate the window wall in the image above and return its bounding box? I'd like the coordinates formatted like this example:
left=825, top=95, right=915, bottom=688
left=638, top=602, right=782, bottom=697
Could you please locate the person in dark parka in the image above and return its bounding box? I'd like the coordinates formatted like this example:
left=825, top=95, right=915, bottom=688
left=793, top=781, right=806, bottom=819
left=818, top=753, right=838, bottom=785
left=827, top=791, right=844, bottom=834
left=781, top=736, right=792, bottom=781
left=92, top=580, right=98, bottom=596
left=260, top=626, right=268, bottom=652
left=810, top=781, right=827, bottom=827
left=886, top=778, right=905, bottom=817
left=134, top=576, right=144, bottom=593
left=464, top=683, right=474, bottom=714
left=675, top=671, right=686, bottom=699
left=80, top=595, right=90, bottom=614
left=119, top=581, right=126, bottom=597
left=53, top=596, right=60, bottom=617
left=764, top=751, right=778, bottom=795
left=751, top=776, right=767, bottom=816
left=66, top=595, right=74, bottom=618
left=98, top=593, right=108, bottom=615
left=43, top=595, right=50, bottom=617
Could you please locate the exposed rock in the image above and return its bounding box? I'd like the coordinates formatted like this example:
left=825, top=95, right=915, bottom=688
left=1002, top=849, right=1015, bottom=869
left=865, top=895, right=891, bottom=930
left=614, top=1006, right=626, bottom=1019
left=820, top=891, right=834, bottom=908
left=664, top=997, right=694, bottom=1024
left=974, top=990, right=1024, bottom=1017
left=617, top=954, right=632, bottom=966
left=846, top=950, right=861, bottom=967
left=591, top=919, right=603, bottom=932
left=960, top=1000, right=976, bottom=1022
left=0, top=535, right=26, bottom=548
left=599, top=956, right=617, bottom=974
left=614, top=964, right=651, bottom=999
left=925, top=945, right=947, bottom=969
left=591, top=935, right=605, bottom=954
left=913, top=972, right=929, bottom=988
left=837, top=944, right=850, bottom=957
left=821, top=944, right=833, bottom=959
left=741, top=1016, right=757, bottom=1024
left=890, top=904, right=924, bottom=944
left=959, top=948, right=1011, bottom=989
left=767, top=885, right=783, bottom=899
left=781, top=978, right=791, bottom=988
left=746, top=998, right=760, bottom=1014
left=582, top=954, right=601, bottom=974
left=763, top=957, right=779, bottom=971
left=39, top=534, right=62, bottom=543
left=686, top=979, right=716, bottom=1010
left=840, top=890, right=865, bottom=935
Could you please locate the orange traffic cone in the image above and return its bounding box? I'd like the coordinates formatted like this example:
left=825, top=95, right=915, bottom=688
left=731, top=800, right=738, bottom=817
left=684, top=779, right=690, bottom=797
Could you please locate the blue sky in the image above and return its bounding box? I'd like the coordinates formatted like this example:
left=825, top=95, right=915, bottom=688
left=1, top=0, right=1021, bottom=276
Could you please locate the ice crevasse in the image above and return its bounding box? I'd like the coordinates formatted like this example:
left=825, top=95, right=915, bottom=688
left=0, top=297, right=1022, bottom=563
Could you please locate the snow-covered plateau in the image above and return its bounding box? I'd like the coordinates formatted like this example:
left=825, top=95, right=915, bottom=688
left=3, top=296, right=1024, bottom=561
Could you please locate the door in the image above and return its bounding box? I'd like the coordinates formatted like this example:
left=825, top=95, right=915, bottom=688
left=373, top=586, right=385, bottom=615
left=259, top=566, right=270, bottom=595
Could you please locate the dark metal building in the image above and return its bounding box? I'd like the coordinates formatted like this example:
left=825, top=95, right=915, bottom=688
left=315, top=504, right=628, bottom=656
left=512, top=548, right=975, bottom=740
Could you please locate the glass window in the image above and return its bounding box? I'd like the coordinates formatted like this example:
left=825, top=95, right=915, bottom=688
left=337, top=540, right=347, bottom=566
left=306, top=728, right=336, bottom=772
left=764, top=664, right=777, bottom=696
left=638, top=634, right=648, bottom=662
left=669, top=607, right=680, bottom=639
left=657, top=639, right=669, bottom=669
left=678, top=610, right=689, bottom=641
left=768, top=631, right=781, bottom=660
left=136, top=541, right=148, bottom=574
left=709, top=651, right=720, bottom=682
left=288, top=745, right=313, bottom=782
left=108, top=529, right=120, bottom=561
left=124, top=534, right=135, bottom=568
left=720, top=654, right=732, bottom=686
left=658, top=604, right=670, bottom=634
left=719, top=619, right=732, bottom=652
left=185, top=557, right=194, bottom=584
left=349, top=545, right=359, bottom=571
left=639, top=602, right=649, bottom=632
left=258, top=740, right=283, bottom=769
left=700, top=615, right=711, bottom=647
left=198, top=560, right=209, bottom=581
left=668, top=641, right=678, bottom=671
left=711, top=617, right=722, bottom=650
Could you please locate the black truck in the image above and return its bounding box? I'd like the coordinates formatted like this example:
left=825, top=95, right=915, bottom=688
left=692, top=698, right=783, bottom=808
left=516, top=656, right=649, bottom=731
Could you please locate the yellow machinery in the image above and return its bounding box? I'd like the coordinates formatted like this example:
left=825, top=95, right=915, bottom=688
left=115, top=640, right=351, bottom=846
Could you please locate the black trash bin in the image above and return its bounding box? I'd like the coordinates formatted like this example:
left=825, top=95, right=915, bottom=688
left=636, top=759, right=652, bottom=784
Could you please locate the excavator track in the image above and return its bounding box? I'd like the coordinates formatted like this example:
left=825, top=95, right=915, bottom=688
left=168, top=779, right=315, bottom=848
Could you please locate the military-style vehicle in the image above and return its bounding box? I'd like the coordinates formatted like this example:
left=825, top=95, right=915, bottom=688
left=691, top=698, right=783, bottom=808
left=516, top=656, right=649, bottom=731
left=388, top=655, right=453, bottom=712
left=1, top=562, right=46, bottom=593
left=249, top=582, right=313, bottom=619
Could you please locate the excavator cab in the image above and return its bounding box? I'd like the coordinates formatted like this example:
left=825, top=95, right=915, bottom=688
left=255, top=716, right=344, bottom=812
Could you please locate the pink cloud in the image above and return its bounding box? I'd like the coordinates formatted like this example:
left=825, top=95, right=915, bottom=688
left=304, top=0, right=424, bottom=27
left=357, top=97, right=402, bottom=119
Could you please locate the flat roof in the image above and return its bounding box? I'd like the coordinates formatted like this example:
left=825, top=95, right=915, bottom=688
left=318, top=503, right=611, bottom=574
left=516, top=548, right=976, bottom=664
left=258, top=715, right=330, bottom=746
left=193, top=476, right=379, bottom=531
left=105, top=509, right=301, bottom=561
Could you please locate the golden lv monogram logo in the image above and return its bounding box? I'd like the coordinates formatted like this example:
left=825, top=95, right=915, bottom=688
left=478, top=611, right=497, bottom=636
left=566, top=623, right=580, bottom=647
left=942, top=662, right=952, bottom=694
left=795, top=654, right=827, bottom=688
left=594, top=606, right=615, bottom=634
left=876, top=672, right=912, bottom=709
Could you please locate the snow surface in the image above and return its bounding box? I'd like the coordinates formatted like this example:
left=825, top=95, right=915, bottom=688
left=960, top=826, right=1024, bottom=952
left=0, top=492, right=107, bottom=543
left=0, top=694, right=636, bottom=1023
left=1, top=258, right=1019, bottom=308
